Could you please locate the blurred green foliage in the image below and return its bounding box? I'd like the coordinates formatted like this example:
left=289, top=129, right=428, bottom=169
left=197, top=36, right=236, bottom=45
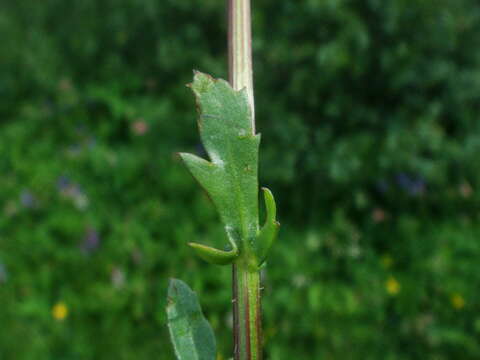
left=2, top=0, right=480, bottom=359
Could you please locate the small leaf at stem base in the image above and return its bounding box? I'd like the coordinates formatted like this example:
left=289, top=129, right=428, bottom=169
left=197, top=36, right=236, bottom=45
left=188, top=242, right=239, bottom=265
left=256, top=187, right=280, bottom=265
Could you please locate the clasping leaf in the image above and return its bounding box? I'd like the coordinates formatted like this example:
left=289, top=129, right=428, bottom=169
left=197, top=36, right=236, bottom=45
left=181, top=71, right=279, bottom=267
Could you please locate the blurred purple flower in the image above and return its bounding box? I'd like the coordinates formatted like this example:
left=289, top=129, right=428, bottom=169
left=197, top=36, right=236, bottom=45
left=20, top=190, right=36, bottom=208
left=395, top=173, right=426, bottom=196
left=57, top=175, right=70, bottom=191
left=67, top=125, right=96, bottom=154
left=60, top=182, right=82, bottom=201
left=64, top=184, right=83, bottom=198
left=57, top=176, right=89, bottom=210
left=395, top=173, right=411, bottom=189
left=81, top=228, right=100, bottom=254
left=0, top=263, right=7, bottom=283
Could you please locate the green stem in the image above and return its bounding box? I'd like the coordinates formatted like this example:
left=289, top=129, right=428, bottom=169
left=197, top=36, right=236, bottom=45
left=228, top=1, right=261, bottom=359
left=233, top=261, right=262, bottom=360
left=228, top=0, right=255, bottom=130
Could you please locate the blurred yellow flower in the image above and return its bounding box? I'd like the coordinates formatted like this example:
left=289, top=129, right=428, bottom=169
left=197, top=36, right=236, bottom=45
left=386, top=276, right=400, bottom=295
left=451, top=294, right=465, bottom=310
left=52, top=302, right=68, bottom=321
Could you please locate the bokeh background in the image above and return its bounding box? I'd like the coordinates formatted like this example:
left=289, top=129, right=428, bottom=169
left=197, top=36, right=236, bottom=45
left=2, top=0, right=480, bottom=359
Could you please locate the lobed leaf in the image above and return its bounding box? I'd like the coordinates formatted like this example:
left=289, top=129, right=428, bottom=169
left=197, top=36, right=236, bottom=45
left=181, top=72, right=279, bottom=266
left=182, top=72, right=260, bottom=256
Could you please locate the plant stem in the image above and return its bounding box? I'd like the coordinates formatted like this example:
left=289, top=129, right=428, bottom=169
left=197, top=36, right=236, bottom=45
left=233, top=261, right=262, bottom=360
left=228, top=0, right=255, bottom=131
left=228, top=1, right=262, bottom=359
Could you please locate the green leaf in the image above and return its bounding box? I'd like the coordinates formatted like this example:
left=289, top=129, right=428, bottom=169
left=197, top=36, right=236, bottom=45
left=257, top=187, right=280, bottom=265
left=166, top=279, right=216, bottom=360
left=188, top=242, right=238, bottom=265
left=181, top=71, right=279, bottom=266
left=181, top=71, right=260, bottom=254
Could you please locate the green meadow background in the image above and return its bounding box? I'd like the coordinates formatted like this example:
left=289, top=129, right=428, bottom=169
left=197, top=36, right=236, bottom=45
left=2, top=1, right=480, bottom=359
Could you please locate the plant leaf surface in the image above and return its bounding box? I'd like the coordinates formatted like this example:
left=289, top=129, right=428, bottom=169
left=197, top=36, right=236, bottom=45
left=257, top=187, right=280, bottom=265
left=181, top=71, right=260, bottom=254
left=167, top=279, right=216, bottom=360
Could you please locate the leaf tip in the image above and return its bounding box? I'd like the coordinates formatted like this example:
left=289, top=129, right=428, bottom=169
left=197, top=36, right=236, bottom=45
left=175, top=152, right=187, bottom=162
left=177, top=152, right=188, bottom=160
left=191, top=71, right=214, bottom=92
left=167, top=278, right=183, bottom=299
